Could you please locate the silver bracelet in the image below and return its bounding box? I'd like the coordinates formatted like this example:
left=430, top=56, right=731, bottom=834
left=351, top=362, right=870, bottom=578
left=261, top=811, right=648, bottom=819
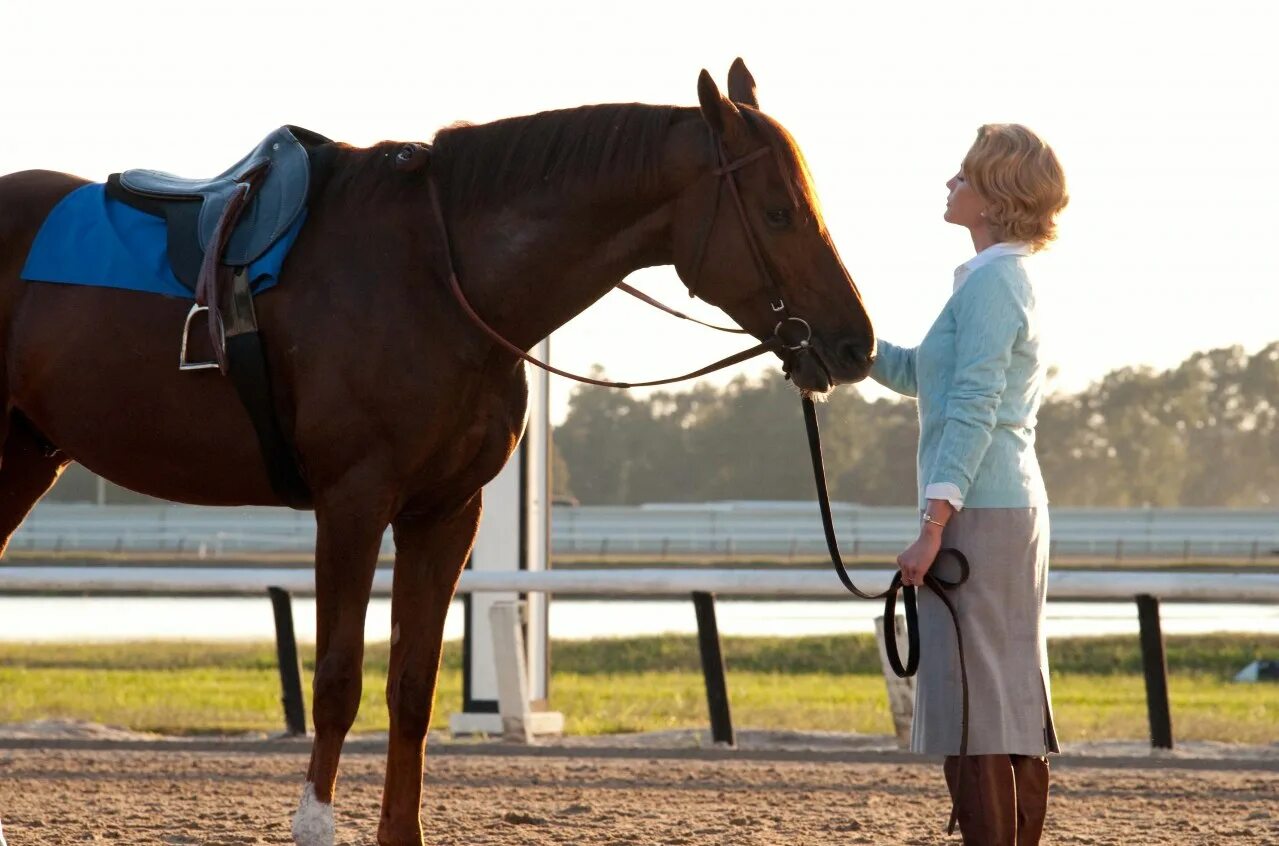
left=921, top=512, right=948, bottom=530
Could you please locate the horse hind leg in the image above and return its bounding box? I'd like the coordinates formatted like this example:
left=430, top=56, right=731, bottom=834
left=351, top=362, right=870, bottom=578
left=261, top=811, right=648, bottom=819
left=0, top=412, right=70, bottom=556
left=377, top=494, right=482, bottom=846
left=292, top=482, right=397, bottom=846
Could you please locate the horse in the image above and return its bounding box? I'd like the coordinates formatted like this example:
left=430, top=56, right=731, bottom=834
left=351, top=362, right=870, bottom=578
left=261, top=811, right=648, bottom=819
left=0, top=59, right=875, bottom=846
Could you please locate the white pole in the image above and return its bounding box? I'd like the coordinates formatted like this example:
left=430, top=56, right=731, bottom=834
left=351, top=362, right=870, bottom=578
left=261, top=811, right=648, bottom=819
left=450, top=338, right=551, bottom=735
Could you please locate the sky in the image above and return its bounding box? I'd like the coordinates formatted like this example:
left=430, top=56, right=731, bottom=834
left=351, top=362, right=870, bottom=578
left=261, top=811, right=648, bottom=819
left=2, top=1, right=1276, bottom=425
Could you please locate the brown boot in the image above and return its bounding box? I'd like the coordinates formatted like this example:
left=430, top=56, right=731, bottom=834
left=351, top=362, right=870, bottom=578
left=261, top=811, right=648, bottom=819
left=943, top=755, right=1016, bottom=845
left=1010, top=755, right=1050, bottom=845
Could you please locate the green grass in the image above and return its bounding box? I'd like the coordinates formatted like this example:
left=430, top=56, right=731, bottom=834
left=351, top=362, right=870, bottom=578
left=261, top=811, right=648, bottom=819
left=0, top=635, right=1275, bottom=742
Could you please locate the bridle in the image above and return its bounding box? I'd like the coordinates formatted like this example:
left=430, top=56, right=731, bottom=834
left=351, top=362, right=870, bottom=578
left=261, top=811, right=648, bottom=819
left=425, top=132, right=972, bottom=835
left=682, top=135, right=815, bottom=354
left=424, top=130, right=815, bottom=388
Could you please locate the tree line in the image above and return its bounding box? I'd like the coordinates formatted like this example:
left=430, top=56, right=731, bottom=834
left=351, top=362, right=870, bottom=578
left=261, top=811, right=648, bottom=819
left=553, top=342, right=1279, bottom=508
left=44, top=341, right=1277, bottom=508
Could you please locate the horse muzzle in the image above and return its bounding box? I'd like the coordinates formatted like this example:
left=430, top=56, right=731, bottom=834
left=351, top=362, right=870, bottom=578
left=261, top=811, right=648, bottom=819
left=783, top=330, right=874, bottom=393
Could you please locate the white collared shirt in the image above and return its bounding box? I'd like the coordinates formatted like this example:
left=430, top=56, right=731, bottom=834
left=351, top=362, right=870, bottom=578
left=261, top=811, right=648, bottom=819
left=926, top=241, right=1034, bottom=512
left=952, top=241, right=1033, bottom=293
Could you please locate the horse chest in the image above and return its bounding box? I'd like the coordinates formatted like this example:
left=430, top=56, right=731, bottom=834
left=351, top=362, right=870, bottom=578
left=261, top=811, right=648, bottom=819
left=400, top=382, right=527, bottom=506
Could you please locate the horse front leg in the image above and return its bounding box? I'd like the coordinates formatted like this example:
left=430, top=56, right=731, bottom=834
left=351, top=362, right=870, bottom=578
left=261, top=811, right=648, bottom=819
left=291, top=482, right=397, bottom=846
left=0, top=414, right=70, bottom=555
left=377, top=493, right=483, bottom=846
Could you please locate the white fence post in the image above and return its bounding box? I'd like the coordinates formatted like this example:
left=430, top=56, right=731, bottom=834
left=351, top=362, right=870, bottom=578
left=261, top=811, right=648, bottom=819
left=874, top=614, right=915, bottom=749
left=487, top=600, right=563, bottom=743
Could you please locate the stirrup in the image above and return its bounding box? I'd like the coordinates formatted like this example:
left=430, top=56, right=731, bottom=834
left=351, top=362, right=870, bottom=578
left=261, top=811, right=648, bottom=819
left=179, top=303, right=223, bottom=371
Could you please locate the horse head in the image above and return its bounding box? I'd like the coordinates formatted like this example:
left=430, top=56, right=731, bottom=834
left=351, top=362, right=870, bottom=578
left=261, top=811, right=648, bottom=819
left=670, top=58, right=875, bottom=394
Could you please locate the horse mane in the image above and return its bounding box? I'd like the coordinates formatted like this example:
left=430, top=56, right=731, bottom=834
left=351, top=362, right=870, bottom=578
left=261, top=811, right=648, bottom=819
left=311, top=102, right=822, bottom=226
left=430, top=103, right=684, bottom=214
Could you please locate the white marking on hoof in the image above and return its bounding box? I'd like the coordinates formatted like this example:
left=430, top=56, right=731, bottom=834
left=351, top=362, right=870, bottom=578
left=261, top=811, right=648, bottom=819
left=291, top=782, right=334, bottom=846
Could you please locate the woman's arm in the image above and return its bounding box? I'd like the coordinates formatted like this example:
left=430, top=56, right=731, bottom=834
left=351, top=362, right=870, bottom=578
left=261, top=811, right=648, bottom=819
left=868, top=339, right=919, bottom=398
left=927, top=268, right=1025, bottom=501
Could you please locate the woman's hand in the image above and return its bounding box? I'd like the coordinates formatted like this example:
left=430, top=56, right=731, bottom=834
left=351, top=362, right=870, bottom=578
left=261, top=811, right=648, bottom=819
left=897, top=528, right=943, bottom=587
left=897, top=499, right=954, bottom=587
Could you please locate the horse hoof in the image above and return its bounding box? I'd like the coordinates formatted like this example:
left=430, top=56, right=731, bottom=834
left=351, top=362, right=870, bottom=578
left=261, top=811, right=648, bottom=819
left=376, top=821, right=425, bottom=846
left=292, top=782, right=335, bottom=846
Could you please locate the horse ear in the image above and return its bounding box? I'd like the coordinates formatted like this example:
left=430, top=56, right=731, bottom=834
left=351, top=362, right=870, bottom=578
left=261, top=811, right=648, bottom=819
left=698, top=69, right=739, bottom=137
left=727, top=57, right=760, bottom=109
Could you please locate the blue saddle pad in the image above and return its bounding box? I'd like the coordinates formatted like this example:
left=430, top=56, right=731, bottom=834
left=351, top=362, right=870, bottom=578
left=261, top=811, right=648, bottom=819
left=20, top=183, right=305, bottom=299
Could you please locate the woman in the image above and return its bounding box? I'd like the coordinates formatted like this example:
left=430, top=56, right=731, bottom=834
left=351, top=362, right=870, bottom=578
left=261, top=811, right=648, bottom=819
left=870, top=124, right=1068, bottom=845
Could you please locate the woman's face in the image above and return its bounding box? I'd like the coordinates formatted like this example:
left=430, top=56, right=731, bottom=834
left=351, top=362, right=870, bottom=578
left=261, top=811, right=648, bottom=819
left=944, top=170, right=986, bottom=229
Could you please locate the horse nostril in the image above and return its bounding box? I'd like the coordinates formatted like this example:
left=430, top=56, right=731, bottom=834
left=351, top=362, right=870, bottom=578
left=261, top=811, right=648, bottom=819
left=835, top=338, right=874, bottom=369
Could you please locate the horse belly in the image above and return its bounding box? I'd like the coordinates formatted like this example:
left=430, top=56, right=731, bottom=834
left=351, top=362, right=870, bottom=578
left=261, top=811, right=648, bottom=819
left=7, top=285, right=281, bottom=506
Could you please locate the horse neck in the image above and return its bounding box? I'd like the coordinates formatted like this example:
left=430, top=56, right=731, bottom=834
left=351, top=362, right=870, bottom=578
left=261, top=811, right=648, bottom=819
left=442, top=111, right=705, bottom=353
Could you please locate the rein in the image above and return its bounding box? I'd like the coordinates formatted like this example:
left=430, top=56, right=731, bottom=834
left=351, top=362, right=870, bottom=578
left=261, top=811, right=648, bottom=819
left=615, top=282, right=746, bottom=334
left=426, top=178, right=780, bottom=388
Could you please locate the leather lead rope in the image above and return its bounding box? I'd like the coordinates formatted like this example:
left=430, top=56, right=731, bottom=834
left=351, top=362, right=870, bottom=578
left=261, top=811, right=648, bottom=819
left=801, top=395, right=971, bottom=835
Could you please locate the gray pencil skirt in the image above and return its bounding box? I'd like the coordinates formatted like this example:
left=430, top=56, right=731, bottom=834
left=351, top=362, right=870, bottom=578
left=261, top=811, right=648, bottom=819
left=910, top=506, right=1060, bottom=756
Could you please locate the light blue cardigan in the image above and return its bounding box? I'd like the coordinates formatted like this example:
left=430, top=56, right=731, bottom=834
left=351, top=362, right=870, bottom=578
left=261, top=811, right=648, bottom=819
left=870, top=255, right=1049, bottom=511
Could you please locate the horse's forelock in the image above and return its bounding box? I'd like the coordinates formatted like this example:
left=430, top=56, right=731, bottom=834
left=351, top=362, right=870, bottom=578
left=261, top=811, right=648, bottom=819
left=740, top=110, right=823, bottom=223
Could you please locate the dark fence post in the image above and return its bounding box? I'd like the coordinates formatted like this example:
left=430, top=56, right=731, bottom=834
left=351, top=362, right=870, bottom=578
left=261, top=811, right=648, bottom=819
left=268, top=586, right=308, bottom=736
left=692, top=591, right=735, bottom=746
left=1135, top=594, right=1173, bottom=749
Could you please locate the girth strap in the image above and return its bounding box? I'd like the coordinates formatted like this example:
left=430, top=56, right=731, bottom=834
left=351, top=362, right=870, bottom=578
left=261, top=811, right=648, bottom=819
left=222, top=270, right=311, bottom=509
left=195, top=176, right=311, bottom=510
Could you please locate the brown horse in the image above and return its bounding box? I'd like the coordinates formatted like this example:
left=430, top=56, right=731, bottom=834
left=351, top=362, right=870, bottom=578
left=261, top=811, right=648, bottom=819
left=0, top=60, right=874, bottom=845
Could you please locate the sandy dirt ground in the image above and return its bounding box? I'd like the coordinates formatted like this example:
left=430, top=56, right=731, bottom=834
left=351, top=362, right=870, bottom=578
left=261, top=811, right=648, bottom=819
left=1, top=735, right=1277, bottom=846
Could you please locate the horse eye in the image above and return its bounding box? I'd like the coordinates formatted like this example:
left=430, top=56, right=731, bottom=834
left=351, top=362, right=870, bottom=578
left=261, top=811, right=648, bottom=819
left=765, top=208, right=792, bottom=229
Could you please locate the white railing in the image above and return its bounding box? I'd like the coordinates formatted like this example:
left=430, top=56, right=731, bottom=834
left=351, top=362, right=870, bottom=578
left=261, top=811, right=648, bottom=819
left=8, top=502, right=1279, bottom=560
left=2, top=565, right=1271, bottom=748
left=3, top=565, right=1278, bottom=601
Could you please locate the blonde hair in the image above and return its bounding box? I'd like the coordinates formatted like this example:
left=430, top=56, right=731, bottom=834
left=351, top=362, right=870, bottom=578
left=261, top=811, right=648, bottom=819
left=962, top=124, right=1068, bottom=251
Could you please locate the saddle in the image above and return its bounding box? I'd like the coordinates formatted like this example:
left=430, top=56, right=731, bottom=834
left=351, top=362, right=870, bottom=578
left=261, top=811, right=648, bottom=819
left=106, top=126, right=329, bottom=510
left=108, top=126, right=328, bottom=293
